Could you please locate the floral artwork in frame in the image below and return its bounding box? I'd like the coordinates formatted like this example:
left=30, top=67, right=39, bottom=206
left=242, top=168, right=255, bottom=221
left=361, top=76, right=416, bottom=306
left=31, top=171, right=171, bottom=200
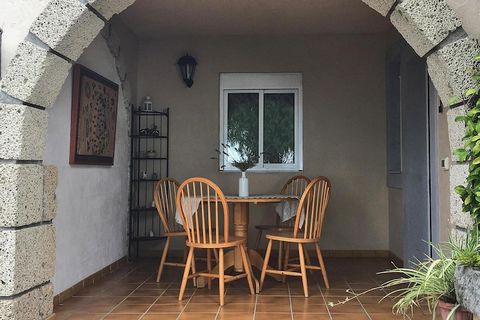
left=69, top=64, right=119, bottom=165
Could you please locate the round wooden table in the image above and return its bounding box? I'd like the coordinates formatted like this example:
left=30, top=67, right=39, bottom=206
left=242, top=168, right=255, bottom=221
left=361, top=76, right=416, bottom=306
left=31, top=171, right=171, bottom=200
left=196, top=194, right=298, bottom=292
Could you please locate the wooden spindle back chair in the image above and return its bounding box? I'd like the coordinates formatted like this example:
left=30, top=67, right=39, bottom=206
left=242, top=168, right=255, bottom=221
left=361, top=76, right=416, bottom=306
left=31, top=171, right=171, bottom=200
left=153, top=178, right=187, bottom=283
left=260, top=176, right=332, bottom=297
left=255, top=175, right=311, bottom=247
left=176, top=177, right=254, bottom=306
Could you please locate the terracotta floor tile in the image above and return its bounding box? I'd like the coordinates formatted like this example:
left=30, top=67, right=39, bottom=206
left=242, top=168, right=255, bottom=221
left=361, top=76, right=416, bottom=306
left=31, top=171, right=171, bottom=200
left=60, top=314, right=104, bottom=320
left=330, top=313, right=370, bottom=320
left=328, top=303, right=366, bottom=313
left=183, top=303, right=220, bottom=313
left=220, top=303, right=255, bottom=313
left=177, top=312, right=217, bottom=320
left=154, top=296, right=187, bottom=305
left=292, top=303, right=329, bottom=313
left=216, top=312, right=254, bottom=320
left=104, top=314, right=142, bottom=320
left=256, top=303, right=291, bottom=313
left=255, top=313, right=293, bottom=320
left=141, top=315, right=179, bottom=320
left=294, top=314, right=331, bottom=320
left=123, top=296, right=158, bottom=304
left=147, top=304, right=185, bottom=313
left=256, top=296, right=290, bottom=304
left=111, top=304, right=151, bottom=314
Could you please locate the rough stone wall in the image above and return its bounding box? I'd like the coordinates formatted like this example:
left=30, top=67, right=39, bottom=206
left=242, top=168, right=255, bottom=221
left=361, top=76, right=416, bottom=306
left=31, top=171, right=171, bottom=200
left=0, top=0, right=479, bottom=318
left=362, top=0, right=480, bottom=246
left=0, top=1, right=135, bottom=319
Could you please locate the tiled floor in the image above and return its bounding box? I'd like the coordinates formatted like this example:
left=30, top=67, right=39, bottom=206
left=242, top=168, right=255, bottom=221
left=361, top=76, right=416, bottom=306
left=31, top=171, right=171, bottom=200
left=54, top=256, right=433, bottom=320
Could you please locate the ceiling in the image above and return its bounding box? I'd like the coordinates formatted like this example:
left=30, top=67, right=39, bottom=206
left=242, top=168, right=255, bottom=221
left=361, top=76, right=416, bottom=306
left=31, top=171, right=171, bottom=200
left=119, top=0, right=392, bottom=38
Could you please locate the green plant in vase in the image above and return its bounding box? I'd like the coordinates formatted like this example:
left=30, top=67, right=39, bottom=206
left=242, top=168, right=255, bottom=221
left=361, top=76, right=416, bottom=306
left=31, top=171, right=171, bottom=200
left=328, top=239, right=477, bottom=319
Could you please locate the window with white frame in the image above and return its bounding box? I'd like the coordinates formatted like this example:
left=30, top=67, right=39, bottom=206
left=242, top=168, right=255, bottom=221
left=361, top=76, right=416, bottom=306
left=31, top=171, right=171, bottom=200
left=219, top=73, right=303, bottom=171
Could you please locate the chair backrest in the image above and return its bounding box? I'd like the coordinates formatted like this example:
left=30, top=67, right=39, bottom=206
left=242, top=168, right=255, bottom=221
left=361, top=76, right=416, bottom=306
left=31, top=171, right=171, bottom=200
left=293, top=176, right=331, bottom=240
left=277, top=175, right=311, bottom=226
left=176, top=177, right=229, bottom=245
left=281, top=175, right=311, bottom=197
left=154, top=178, right=182, bottom=233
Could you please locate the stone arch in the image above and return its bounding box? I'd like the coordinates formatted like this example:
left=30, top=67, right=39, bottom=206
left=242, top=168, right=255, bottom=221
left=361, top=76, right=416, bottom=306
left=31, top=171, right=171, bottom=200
left=0, top=0, right=478, bottom=318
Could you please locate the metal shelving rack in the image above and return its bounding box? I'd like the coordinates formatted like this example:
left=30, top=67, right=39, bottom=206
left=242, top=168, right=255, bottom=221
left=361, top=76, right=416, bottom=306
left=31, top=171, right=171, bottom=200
left=129, top=108, right=169, bottom=258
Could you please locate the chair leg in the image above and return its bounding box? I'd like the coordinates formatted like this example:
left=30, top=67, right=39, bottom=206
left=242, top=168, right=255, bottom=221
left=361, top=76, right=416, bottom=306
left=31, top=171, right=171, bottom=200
left=183, top=242, right=188, bottom=263
left=255, top=230, right=263, bottom=250
left=219, top=248, right=225, bottom=306
left=191, top=250, right=197, bottom=287
left=207, top=248, right=212, bottom=290
left=298, top=243, right=309, bottom=297
left=304, top=245, right=313, bottom=275
left=239, top=244, right=255, bottom=295
left=282, top=243, right=290, bottom=283
left=156, top=236, right=171, bottom=283
left=260, top=239, right=273, bottom=291
left=179, top=247, right=193, bottom=301
left=315, top=243, right=330, bottom=289
left=278, top=241, right=283, bottom=270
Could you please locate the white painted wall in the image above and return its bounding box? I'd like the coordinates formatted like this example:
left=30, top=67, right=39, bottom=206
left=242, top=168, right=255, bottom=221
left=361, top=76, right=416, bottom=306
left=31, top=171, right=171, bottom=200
left=44, top=35, right=129, bottom=295
left=137, top=35, right=390, bottom=251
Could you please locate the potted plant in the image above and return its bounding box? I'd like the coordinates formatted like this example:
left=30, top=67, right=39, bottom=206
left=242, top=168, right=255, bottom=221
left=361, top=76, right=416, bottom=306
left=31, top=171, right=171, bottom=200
left=213, top=143, right=258, bottom=197
left=328, top=240, right=475, bottom=320
left=453, top=232, right=480, bottom=317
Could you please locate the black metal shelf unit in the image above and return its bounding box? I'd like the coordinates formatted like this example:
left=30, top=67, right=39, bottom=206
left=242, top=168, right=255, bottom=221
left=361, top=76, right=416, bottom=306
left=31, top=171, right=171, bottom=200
left=129, top=108, right=169, bottom=258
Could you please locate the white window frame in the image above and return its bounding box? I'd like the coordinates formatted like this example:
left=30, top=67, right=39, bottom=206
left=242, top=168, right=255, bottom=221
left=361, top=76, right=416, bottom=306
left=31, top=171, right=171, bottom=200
left=219, top=73, right=303, bottom=172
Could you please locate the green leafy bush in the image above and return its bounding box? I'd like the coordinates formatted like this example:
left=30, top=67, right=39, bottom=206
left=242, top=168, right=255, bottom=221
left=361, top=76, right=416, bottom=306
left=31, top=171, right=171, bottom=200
left=453, top=54, right=480, bottom=223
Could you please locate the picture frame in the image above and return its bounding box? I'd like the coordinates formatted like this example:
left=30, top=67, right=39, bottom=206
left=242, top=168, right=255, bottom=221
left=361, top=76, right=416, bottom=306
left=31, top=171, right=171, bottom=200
left=69, top=64, right=119, bottom=165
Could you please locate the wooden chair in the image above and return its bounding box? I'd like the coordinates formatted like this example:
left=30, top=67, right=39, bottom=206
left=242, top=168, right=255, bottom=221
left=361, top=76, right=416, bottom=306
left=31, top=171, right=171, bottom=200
left=254, top=175, right=311, bottom=269
left=154, top=178, right=187, bottom=283
left=177, top=177, right=255, bottom=306
left=259, top=176, right=331, bottom=297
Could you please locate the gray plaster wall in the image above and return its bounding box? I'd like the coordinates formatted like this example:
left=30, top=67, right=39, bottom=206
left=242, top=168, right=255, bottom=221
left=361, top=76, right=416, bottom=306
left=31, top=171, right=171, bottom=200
left=44, top=35, right=130, bottom=295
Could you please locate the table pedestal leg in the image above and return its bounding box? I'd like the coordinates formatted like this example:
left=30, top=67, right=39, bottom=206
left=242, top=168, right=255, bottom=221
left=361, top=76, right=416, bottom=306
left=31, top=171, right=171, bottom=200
left=233, top=203, right=248, bottom=272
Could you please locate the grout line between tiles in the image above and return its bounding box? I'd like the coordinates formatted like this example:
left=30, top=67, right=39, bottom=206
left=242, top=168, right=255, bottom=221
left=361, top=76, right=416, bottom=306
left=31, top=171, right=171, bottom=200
left=252, top=288, right=258, bottom=320
left=175, top=286, right=198, bottom=320
left=100, top=273, right=155, bottom=320
left=346, top=281, right=372, bottom=320
left=286, top=281, right=294, bottom=320
left=138, top=281, right=174, bottom=319
left=316, top=278, right=333, bottom=320
left=213, top=284, right=229, bottom=320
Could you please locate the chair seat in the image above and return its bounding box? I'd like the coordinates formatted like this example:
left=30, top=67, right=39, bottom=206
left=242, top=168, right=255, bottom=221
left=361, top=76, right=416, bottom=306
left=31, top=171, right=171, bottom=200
left=186, top=236, right=246, bottom=248
left=266, top=231, right=317, bottom=243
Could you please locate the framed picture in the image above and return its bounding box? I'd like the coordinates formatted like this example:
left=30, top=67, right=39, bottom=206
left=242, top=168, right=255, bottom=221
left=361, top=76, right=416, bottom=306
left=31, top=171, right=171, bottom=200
left=70, top=64, right=119, bottom=165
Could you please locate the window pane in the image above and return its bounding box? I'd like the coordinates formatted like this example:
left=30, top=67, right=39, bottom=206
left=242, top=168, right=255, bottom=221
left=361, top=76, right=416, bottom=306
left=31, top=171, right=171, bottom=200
left=226, top=93, right=259, bottom=165
left=263, top=93, right=295, bottom=164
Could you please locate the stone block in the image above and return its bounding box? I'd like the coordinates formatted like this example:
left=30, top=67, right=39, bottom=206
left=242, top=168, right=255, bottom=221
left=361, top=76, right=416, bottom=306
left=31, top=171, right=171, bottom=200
left=88, top=0, right=136, bottom=20
left=447, top=104, right=466, bottom=160
left=391, top=0, right=461, bottom=57
left=0, top=282, right=53, bottom=320
left=450, top=163, right=468, bottom=217
left=427, top=36, right=480, bottom=105
left=361, top=0, right=396, bottom=16
left=43, top=165, right=58, bottom=222
left=30, top=0, right=104, bottom=61
left=447, top=0, right=480, bottom=41
left=0, top=104, right=48, bottom=160
left=0, top=164, right=44, bottom=228
left=455, top=266, right=480, bottom=316
left=0, top=41, right=71, bottom=108
left=0, top=224, right=55, bottom=296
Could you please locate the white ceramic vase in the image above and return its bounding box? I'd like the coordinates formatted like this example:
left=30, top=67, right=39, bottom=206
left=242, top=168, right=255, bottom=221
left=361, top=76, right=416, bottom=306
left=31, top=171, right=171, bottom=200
left=239, top=171, right=249, bottom=197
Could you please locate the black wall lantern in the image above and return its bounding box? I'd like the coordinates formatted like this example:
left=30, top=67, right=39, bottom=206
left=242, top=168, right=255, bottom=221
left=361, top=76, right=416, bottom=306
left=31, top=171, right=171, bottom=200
left=177, top=54, right=197, bottom=88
